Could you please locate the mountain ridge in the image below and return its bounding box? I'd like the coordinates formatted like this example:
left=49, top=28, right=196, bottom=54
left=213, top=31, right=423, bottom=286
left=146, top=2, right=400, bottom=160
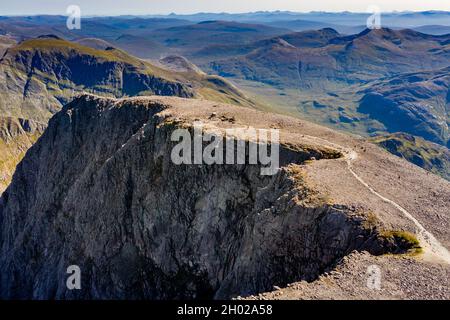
left=0, top=94, right=448, bottom=299
left=0, top=36, right=257, bottom=193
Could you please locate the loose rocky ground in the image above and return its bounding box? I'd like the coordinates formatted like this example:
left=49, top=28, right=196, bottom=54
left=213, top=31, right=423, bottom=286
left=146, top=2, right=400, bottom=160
left=244, top=251, right=450, bottom=300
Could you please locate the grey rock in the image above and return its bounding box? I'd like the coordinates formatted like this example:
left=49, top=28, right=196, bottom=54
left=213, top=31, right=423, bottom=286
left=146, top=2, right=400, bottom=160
left=0, top=95, right=419, bottom=299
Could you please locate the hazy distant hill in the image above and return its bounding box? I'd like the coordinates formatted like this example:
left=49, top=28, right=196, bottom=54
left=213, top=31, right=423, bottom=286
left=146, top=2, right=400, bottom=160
left=148, top=20, right=291, bottom=51
left=205, top=28, right=450, bottom=88
left=142, top=10, right=450, bottom=28
left=0, top=16, right=193, bottom=44
left=74, top=37, right=114, bottom=50
left=93, top=17, right=192, bottom=33
left=1, top=13, right=449, bottom=180
left=112, top=34, right=167, bottom=59
left=413, top=25, right=450, bottom=35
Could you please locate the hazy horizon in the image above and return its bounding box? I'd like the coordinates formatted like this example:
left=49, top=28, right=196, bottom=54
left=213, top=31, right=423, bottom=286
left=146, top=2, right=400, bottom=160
left=3, top=10, right=450, bottom=18
left=1, top=0, right=449, bottom=16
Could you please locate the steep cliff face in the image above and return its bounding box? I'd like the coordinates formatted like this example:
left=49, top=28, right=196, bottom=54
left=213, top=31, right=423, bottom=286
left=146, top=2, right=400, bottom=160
left=1, top=95, right=442, bottom=300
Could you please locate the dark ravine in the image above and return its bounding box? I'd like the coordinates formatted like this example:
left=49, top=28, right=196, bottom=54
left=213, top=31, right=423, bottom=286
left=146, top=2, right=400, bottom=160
left=0, top=95, right=417, bottom=299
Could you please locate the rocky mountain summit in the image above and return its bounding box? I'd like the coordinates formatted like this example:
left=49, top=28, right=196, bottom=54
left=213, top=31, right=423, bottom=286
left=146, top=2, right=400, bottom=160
left=0, top=95, right=448, bottom=299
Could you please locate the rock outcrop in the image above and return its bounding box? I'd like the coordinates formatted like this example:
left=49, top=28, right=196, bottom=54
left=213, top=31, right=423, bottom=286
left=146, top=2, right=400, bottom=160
left=1, top=95, right=448, bottom=299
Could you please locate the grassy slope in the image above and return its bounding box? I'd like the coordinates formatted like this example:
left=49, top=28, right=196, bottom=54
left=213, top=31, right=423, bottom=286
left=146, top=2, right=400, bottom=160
left=0, top=133, right=40, bottom=193
left=198, top=29, right=450, bottom=139
left=370, top=133, right=450, bottom=181
left=0, top=117, right=43, bottom=193
left=9, top=38, right=258, bottom=109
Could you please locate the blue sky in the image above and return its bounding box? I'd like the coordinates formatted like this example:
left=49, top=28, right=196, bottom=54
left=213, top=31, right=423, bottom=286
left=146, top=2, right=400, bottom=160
left=1, top=0, right=449, bottom=16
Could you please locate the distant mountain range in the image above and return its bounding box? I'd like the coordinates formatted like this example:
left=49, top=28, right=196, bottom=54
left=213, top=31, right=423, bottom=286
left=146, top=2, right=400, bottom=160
left=195, top=28, right=449, bottom=148
left=0, top=12, right=449, bottom=180
left=359, top=66, right=450, bottom=147
left=144, top=10, right=450, bottom=34
left=143, top=10, right=450, bottom=27
left=0, top=12, right=449, bottom=300
left=2, top=11, right=450, bottom=43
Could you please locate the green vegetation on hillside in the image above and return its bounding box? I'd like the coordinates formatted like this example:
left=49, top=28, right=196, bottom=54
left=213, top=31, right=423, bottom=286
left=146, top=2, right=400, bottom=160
left=9, top=38, right=258, bottom=108
left=370, top=133, right=450, bottom=181
left=380, top=230, right=423, bottom=255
